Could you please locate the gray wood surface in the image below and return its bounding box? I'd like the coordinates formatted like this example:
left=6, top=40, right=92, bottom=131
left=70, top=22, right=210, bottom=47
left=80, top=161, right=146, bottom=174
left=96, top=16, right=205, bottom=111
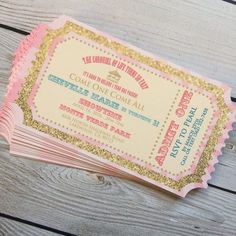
left=0, top=0, right=236, bottom=235
left=0, top=218, right=59, bottom=236
left=0, top=142, right=236, bottom=236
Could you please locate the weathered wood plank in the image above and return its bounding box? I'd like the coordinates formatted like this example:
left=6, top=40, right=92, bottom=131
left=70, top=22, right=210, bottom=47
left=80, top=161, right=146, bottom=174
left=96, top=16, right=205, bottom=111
left=0, top=0, right=236, bottom=96
left=0, top=143, right=235, bottom=236
left=0, top=27, right=235, bottom=191
left=0, top=1, right=236, bottom=235
left=0, top=217, right=59, bottom=236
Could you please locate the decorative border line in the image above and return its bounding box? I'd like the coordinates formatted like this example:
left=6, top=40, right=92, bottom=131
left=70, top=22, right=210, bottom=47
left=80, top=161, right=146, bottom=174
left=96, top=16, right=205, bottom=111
left=16, top=20, right=232, bottom=194
left=31, top=34, right=216, bottom=178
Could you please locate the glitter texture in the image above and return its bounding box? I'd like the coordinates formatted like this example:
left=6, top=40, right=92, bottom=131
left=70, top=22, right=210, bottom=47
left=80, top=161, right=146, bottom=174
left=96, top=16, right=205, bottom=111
left=16, top=21, right=231, bottom=191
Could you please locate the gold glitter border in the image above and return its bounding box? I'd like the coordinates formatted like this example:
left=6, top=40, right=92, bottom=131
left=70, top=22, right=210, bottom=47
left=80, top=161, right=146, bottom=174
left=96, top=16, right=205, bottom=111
left=16, top=21, right=231, bottom=191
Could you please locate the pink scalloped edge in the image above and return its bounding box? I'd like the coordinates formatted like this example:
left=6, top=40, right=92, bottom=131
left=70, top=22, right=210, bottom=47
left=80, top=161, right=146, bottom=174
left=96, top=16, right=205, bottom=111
left=0, top=23, right=49, bottom=142
left=1, top=23, right=49, bottom=108
left=179, top=107, right=236, bottom=197
left=0, top=15, right=235, bottom=197
left=198, top=90, right=236, bottom=185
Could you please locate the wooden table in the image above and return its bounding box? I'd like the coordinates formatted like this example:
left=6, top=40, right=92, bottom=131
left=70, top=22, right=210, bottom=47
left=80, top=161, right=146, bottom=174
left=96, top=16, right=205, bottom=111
left=0, top=1, right=236, bottom=235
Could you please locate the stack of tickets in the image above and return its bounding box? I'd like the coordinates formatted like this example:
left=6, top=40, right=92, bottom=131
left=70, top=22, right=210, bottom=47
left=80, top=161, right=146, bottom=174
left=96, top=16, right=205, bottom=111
left=0, top=16, right=235, bottom=197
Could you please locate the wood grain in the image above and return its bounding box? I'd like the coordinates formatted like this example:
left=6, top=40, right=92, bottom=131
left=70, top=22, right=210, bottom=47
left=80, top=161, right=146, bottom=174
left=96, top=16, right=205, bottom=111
left=0, top=217, right=59, bottom=236
left=0, top=143, right=235, bottom=236
left=0, top=0, right=236, bottom=97
left=0, top=0, right=236, bottom=235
